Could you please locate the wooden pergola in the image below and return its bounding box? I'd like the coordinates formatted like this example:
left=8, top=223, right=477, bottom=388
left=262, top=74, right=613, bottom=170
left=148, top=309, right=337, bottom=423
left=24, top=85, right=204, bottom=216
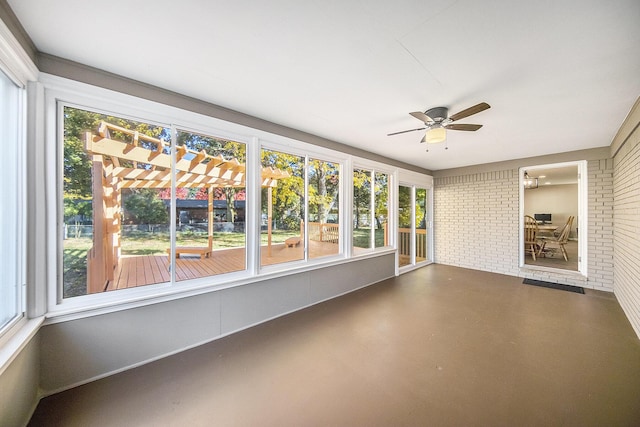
left=84, top=121, right=289, bottom=294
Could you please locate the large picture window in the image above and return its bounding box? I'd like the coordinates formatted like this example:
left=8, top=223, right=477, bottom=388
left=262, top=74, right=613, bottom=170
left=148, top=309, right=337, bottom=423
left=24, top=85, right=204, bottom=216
left=0, top=69, right=23, bottom=331
left=308, top=158, right=340, bottom=259
left=260, top=149, right=343, bottom=265
left=352, top=168, right=390, bottom=254
left=55, top=85, right=408, bottom=307
left=260, top=148, right=305, bottom=267
left=172, top=129, right=248, bottom=281
left=62, top=105, right=265, bottom=297
left=62, top=105, right=294, bottom=298
left=62, top=106, right=172, bottom=297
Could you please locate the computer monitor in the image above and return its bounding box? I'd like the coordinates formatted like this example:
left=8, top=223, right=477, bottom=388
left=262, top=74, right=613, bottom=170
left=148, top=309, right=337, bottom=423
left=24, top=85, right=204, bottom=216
left=534, top=213, right=552, bottom=224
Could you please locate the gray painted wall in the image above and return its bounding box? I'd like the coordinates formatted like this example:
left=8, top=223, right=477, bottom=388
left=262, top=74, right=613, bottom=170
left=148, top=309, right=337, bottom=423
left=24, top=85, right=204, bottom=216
left=0, top=335, right=40, bottom=427
left=39, top=254, right=395, bottom=394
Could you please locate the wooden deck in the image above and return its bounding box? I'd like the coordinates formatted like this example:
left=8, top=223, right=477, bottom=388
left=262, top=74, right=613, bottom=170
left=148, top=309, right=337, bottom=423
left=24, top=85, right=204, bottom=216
left=398, top=254, right=427, bottom=267
left=107, top=240, right=339, bottom=291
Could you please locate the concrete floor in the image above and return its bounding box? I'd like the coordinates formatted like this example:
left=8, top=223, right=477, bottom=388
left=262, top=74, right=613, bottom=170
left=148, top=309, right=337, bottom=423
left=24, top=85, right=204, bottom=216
left=29, top=264, right=640, bottom=426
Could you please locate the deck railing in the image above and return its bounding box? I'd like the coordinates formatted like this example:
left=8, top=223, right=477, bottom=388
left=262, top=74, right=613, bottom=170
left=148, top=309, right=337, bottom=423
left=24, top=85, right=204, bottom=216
left=306, top=221, right=339, bottom=243
left=398, top=227, right=428, bottom=260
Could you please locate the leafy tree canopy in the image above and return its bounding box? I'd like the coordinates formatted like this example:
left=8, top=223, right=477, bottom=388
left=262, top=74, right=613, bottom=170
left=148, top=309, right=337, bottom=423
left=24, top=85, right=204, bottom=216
left=63, top=106, right=168, bottom=218
left=123, top=189, right=169, bottom=231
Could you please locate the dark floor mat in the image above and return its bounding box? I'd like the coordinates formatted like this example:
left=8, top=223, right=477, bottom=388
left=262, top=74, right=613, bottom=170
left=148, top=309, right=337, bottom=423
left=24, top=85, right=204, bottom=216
left=523, top=278, right=585, bottom=294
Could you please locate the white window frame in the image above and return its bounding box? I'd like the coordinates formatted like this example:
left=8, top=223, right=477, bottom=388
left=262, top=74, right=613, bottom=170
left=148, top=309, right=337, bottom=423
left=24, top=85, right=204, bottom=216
left=0, top=14, right=39, bottom=369
left=351, top=160, right=395, bottom=257
left=0, top=66, right=25, bottom=336
left=49, top=92, right=262, bottom=313
left=258, top=139, right=347, bottom=273
left=171, top=123, right=255, bottom=283
left=42, top=74, right=412, bottom=320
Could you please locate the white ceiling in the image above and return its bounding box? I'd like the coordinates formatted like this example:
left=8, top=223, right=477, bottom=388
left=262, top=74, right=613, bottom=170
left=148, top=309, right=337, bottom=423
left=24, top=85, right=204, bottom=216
left=8, top=0, right=640, bottom=171
left=525, top=165, right=578, bottom=186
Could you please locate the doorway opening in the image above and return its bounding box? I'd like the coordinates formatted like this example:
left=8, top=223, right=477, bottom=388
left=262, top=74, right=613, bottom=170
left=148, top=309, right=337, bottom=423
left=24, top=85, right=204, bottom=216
left=520, top=161, right=587, bottom=276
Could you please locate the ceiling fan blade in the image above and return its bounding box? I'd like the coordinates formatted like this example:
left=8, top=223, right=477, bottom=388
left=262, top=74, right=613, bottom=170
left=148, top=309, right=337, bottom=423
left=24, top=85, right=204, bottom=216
left=409, top=111, right=433, bottom=123
left=446, top=123, right=483, bottom=131
left=449, top=102, right=490, bottom=122
left=387, top=127, right=426, bottom=136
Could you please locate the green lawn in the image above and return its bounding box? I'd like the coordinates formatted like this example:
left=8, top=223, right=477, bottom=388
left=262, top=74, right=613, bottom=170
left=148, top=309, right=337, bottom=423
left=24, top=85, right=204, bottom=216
left=352, top=228, right=386, bottom=248
left=63, top=237, right=93, bottom=298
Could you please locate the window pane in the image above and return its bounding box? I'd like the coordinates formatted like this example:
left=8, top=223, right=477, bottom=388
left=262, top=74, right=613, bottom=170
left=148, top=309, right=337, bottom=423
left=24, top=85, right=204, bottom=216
left=174, top=130, right=247, bottom=280
left=260, top=149, right=305, bottom=267
left=374, top=172, right=389, bottom=248
left=308, top=158, right=340, bottom=259
left=0, top=70, right=21, bottom=329
left=63, top=106, right=171, bottom=297
left=398, top=185, right=412, bottom=267
left=415, top=187, right=428, bottom=263
left=353, top=169, right=372, bottom=252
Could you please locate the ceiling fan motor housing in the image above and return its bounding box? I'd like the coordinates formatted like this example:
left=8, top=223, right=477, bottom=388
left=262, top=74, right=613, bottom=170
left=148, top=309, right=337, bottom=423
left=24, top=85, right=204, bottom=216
left=425, top=106, right=448, bottom=122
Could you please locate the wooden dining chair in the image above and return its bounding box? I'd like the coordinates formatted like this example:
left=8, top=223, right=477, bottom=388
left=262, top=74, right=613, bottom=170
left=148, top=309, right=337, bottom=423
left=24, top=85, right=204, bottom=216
left=524, top=215, right=540, bottom=261
left=539, top=216, right=575, bottom=261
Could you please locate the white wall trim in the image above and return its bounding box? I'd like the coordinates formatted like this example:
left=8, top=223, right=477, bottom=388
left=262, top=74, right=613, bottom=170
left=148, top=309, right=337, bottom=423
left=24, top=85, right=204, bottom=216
left=0, top=16, right=37, bottom=86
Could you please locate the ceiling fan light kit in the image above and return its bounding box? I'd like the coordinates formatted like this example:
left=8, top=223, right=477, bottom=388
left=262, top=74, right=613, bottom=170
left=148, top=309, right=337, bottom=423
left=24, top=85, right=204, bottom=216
left=423, top=125, right=447, bottom=143
left=388, top=102, right=491, bottom=147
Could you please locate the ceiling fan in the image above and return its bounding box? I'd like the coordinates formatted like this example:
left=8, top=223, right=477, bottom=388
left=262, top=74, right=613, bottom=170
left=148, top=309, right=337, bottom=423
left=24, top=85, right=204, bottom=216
left=388, top=102, right=491, bottom=144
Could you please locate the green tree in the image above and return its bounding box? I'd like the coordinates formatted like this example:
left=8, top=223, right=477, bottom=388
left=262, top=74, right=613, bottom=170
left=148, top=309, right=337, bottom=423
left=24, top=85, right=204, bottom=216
left=353, top=169, right=371, bottom=229
left=261, top=150, right=305, bottom=230
left=123, top=189, right=169, bottom=232
left=398, top=185, right=412, bottom=228
left=63, top=108, right=97, bottom=231
left=177, top=130, right=246, bottom=224
left=415, top=188, right=427, bottom=228
left=309, top=159, right=339, bottom=223
left=374, top=172, right=389, bottom=229
left=64, top=198, right=92, bottom=238
left=63, top=106, right=169, bottom=226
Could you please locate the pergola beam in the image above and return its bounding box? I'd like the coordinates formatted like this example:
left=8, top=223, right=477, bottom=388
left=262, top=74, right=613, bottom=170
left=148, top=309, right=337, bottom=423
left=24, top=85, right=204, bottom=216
left=84, top=121, right=290, bottom=295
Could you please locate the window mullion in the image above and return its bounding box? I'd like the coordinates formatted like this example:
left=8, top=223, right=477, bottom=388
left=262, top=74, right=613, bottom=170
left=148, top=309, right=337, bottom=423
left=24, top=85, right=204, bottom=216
left=246, top=136, right=260, bottom=275
left=370, top=169, right=375, bottom=249
left=304, top=156, right=309, bottom=261
left=170, top=125, right=177, bottom=284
